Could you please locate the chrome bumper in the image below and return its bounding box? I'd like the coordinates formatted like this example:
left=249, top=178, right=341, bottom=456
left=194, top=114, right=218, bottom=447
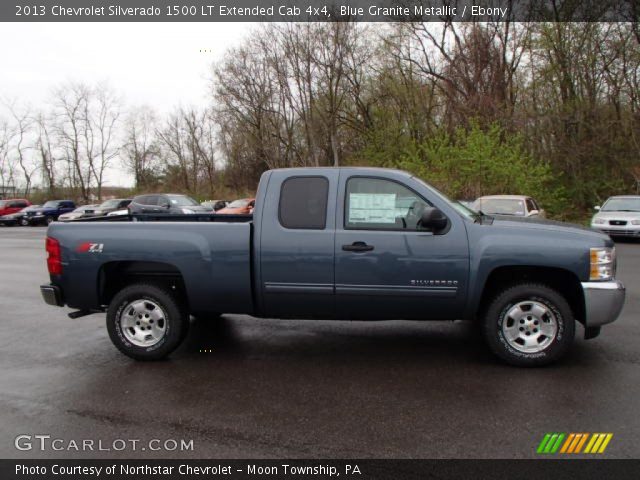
left=581, top=281, right=625, bottom=327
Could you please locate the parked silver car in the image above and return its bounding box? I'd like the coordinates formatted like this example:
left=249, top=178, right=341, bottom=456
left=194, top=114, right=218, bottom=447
left=473, top=195, right=545, bottom=218
left=57, top=204, right=99, bottom=222
left=591, top=196, right=640, bottom=238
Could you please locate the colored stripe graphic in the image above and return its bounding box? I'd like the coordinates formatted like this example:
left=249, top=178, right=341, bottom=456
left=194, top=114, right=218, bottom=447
left=574, top=433, right=589, bottom=453
left=537, top=433, right=565, bottom=454
left=585, top=433, right=614, bottom=454
left=539, top=433, right=613, bottom=454
left=537, top=434, right=552, bottom=453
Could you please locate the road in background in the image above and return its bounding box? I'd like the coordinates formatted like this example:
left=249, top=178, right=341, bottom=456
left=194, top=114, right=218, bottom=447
left=0, top=227, right=638, bottom=458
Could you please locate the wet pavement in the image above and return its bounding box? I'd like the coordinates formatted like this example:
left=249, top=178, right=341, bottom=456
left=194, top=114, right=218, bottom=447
left=1, top=227, right=639, bottom=459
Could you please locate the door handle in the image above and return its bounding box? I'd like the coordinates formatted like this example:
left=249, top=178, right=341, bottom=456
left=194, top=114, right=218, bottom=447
left=342, top=241, right=374, bottom=252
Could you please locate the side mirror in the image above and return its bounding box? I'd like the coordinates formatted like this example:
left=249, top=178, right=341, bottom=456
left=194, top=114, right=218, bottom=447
left=528, top=209, right=540, bottom=216
left=594, top=205, right=601, bottom=211
left=420, top=207, right=448, bottom=232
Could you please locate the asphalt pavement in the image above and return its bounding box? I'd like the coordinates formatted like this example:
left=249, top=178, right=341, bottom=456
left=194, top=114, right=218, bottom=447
left=0, top=227, right=638, bottom=459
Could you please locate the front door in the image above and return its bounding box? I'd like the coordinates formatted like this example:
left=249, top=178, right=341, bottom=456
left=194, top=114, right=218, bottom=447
left=334, top=174, right=469, bottom=320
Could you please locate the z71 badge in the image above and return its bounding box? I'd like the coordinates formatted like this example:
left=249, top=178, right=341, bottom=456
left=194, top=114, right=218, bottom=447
left=76, top=242, right=104, bottom=253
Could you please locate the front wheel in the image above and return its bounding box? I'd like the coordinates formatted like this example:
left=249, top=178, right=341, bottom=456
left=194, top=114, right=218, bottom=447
left=482, top=283, right=575, bottom=367
left=19, top=217, right=29, bottom=226
left=45, top=215, right=55, bottom=225
left=107, top=283, right=189, bottom=360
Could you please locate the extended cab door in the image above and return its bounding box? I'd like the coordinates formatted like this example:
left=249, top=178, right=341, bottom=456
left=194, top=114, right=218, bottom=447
left=258, top=170, right=338, bottom=318
left=334, top=171, right=470, bottom=320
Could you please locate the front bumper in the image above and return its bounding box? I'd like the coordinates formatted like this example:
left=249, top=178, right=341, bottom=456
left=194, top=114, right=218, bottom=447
left=581, top=280, right=625, bottom=327
left=40, top=284, right=63, bottom=307
left=592, top=225, right=640, bottom=237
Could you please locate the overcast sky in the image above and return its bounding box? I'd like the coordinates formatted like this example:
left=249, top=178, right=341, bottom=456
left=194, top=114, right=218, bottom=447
left=0, top=22, right=255, bottom=187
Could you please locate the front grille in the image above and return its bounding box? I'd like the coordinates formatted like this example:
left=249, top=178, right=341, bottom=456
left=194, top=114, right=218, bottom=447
left=601, top=229, right=640, bottom=237
left=609, top=220, right=627, bottom=226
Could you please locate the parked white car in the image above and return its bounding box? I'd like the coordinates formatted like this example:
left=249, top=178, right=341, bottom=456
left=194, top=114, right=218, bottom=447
left=591, top=196, right=640, bottom=238
left=473, top=195, right=545, bottom=218
left=106, top=209, right=128, bottom=216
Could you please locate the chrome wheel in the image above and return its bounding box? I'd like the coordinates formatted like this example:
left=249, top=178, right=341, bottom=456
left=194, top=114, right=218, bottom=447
left=119, top=299, right=167, bottom=347
left=501, top=300, right=558, bottom=353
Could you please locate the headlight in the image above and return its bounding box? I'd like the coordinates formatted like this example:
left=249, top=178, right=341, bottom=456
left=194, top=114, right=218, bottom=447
left=181, top=208, right=195, bottom=214
left=632, top=220, right=640, bottom=225
left=592, top=218, right=605, bottom=225
left=590, top=247, right=616, bottom=281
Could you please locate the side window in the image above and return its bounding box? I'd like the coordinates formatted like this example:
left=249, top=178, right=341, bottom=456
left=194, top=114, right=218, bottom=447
left=156, top=196, right=170, bottom=208
left=138, top=195, right=155, bottom=206
left=526, top=199, right=536, bottom=212
left=345, top=177, right=431, bottom=231
left=279, top=176, right=329, bottom=229
left=17, top=201, right=28, bottom=208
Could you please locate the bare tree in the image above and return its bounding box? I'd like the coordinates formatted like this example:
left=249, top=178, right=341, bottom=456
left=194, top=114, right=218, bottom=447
left=35, top=111, right=57, bottom=195
left=52, top=82, right=92, bottom=201
left=123, top=105, right=161, bottom=189
left=4, top=101, right=37, bottom=197
left=83, top=83, right=121, bottom=200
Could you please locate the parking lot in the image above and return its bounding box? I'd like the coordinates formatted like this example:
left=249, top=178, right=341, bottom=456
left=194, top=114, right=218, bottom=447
left=1, top=226, right=639, bottom=459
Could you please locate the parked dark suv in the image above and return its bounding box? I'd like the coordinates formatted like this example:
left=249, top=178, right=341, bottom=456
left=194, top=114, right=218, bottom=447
left=26, top=200, right=76, bottom=225
left=128, top=194, right=212, bottom=215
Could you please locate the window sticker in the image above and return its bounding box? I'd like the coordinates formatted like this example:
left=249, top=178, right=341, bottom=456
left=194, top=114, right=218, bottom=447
left=348, top=193, right=397, bottom=224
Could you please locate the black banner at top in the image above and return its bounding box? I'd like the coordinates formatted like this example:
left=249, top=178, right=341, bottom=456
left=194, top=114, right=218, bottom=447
left=2, top=0, right=639, bottom=22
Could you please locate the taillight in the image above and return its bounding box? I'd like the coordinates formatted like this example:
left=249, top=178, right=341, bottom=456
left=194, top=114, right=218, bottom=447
left=46, top=237, right=62, bottom=275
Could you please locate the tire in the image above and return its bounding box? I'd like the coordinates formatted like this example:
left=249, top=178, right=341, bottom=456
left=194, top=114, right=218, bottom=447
left=19, top=218, right=29, bottom=227
left=45, top=216, right=55, bottom=225
left=482, top=283, right=575, bottom=367
left=107, top=283, right=189, bottom=360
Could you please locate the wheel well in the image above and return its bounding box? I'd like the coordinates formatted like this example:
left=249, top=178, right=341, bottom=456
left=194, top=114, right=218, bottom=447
left=477, top=266, right=585, bottom=324
left=98, top=261, right=187, bottom=308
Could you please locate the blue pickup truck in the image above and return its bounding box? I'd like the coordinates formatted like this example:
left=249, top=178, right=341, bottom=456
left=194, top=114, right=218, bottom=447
left=40, top=168, right=625, bottom=366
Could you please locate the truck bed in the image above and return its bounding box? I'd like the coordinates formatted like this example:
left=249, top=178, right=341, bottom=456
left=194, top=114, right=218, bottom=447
left=48, top=218, right=254, bottom=315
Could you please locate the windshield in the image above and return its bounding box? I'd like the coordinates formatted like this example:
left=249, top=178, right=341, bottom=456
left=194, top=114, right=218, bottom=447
left=168, top=195, right=198, bottom=207
left=99, top=199, right=120, bottom=208
left=0, top=201, right=7, bottom=208
left=43, top=201, right=59, bottom=208
left=411, top=177, right=478, bottom=220
left=601, top=198, right=640, bottom=212
left=476, top=198, right=526, bottom=216
left=227, top=199, right=251, bottom=208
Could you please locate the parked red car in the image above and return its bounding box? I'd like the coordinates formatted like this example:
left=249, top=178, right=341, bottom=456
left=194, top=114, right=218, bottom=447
left=0, top=199, right=31, bottom=216
left=216, top=198, right=255, bottom=215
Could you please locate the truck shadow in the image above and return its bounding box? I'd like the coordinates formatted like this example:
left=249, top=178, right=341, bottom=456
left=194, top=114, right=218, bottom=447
left=178, top=314, right=594, bottom=367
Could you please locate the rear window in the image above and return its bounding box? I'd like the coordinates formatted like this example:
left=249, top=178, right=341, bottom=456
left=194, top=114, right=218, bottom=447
left=279, top=176, right=329, bottom=230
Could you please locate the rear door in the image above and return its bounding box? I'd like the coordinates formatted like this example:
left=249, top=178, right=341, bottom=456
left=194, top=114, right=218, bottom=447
left=334, top=173, right=469, bottom=320
left=259, top=170, right=337, bottom=318
left=7, top=201, right=23, bottom=215
left=60, top=201, right=75, bottom=214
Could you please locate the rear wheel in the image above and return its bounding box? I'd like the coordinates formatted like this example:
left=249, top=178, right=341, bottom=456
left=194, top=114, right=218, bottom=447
left=482, top=283, right=575, bottom=367
left=107, top=283, right=189, bottom=360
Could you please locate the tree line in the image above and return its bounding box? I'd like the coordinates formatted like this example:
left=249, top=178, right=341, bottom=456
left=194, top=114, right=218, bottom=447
left=1, top=21, right=639, bottom=219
